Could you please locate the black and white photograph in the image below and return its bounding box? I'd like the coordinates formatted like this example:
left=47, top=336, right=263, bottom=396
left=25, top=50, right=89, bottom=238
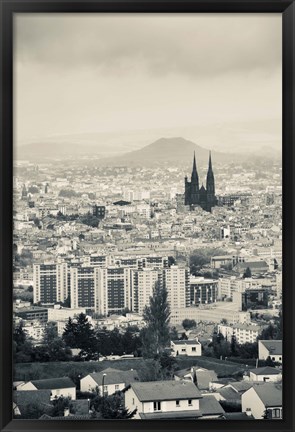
left=12, top=12, right=283, bottom=421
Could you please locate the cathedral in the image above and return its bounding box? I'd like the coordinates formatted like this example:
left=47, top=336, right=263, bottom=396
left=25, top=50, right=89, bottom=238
left=184, top=152, right=217, bottom=212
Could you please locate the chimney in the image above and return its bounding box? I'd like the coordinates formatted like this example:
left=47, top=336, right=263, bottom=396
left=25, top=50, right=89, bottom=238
left=64, top=408, right=70, bottom=417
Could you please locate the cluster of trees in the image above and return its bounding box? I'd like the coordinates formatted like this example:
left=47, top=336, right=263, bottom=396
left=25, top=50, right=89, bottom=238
left=203, top=330, right=259, bottom=360
left=79, top=213, right=101, bottom=228
left=59, top=189, right=81, bottom=198
left=55, top=211, right=101, bottom=228
left=14, top=249, right=33, bottom=267
left=189, top=248, right=227, bottom=276
left=13, top=314, right=143, bottom=363
left=14, top=322, right=72, bottom=363
left=62, top=314, right=142, bottom=360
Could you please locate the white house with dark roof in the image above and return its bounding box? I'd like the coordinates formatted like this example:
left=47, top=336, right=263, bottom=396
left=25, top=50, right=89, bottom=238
left=18, top=377, right=76, bottom=400
left=241, top=382, right=282, bottom=419
left=125, top=380, right=224, bottom=420
left=80, top=367, right=139, bottom=395
left=258, top=340, right=282, bottom=364
left=171, top=338, right=202, bottom=357
left=245, top=366, right=282, bottom=382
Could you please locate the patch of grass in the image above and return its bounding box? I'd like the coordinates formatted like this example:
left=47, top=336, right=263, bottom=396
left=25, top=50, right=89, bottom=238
left=14, top=359, right=146, bottom=381
left=14, top=355, right=251, bottom=382
left=175, top=356, right=251, bottom=377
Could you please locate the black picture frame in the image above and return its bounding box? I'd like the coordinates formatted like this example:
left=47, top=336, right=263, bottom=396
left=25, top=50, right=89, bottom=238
left=1, top=1, right=294, bottom=431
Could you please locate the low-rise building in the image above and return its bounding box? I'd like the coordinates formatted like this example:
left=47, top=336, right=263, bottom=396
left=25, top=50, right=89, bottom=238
left=171, top=338, right=202, bottom=357
left=18, top=377, right=76, bottom=401
left=217, top=323, right=263, bottom=344
left=80, top=368, right=139, bottom=395
left=241, top=382, right=282, bottom=419
left=258, top=340, right=282, bottom=364
left=245, top=366, right=282, bottom=383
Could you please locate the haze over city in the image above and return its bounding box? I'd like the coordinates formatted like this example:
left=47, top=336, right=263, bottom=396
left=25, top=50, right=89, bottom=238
left=14, top=13, right=281, bottom=157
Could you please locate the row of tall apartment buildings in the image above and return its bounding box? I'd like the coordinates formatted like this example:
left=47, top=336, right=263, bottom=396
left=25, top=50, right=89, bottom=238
left=33, top=255, right=218, bottom=316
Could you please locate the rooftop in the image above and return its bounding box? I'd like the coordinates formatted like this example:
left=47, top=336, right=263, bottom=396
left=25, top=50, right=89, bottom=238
left=259, top=340, right=282, bottom=355
left=249, top=366, right=281, bottom=376
left=172, top=339, right=201, bottom=346
left=88, top=368, right=139, bottom=386
left=131, top=380, right=201, bottom=402
left=30, top=377, right=75, bottom=390
left=199, top=395, right=225, bottom=416
left=251, top=382, right=282, bottom=407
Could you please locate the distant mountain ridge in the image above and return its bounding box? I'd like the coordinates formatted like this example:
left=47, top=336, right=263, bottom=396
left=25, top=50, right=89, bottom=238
left=97, top=137, right=239, bottom=167
left=16, top=135, right=277, bottom=166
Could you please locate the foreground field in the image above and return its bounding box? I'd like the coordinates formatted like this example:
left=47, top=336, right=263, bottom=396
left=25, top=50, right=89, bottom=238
left=14, top=356, right=251, bottom=382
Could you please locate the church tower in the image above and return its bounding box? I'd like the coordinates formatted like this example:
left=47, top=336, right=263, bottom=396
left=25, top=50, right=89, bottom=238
left=185, top=152, right=199, bottom=205
left=206, top=151, right=216, bottom=211
left=184, top=150, right=217, bottom=212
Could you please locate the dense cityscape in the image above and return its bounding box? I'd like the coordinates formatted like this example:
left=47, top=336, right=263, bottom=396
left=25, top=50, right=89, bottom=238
left=12, top=145, right=283, bottom=420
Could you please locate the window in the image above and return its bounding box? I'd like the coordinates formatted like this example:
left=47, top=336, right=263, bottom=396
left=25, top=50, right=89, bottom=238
left=188, top=399, right=192, bottom=406
left=132, top=398, right=135, bottom=405
left=115, top=385, right=119, bottom=390
left=181, top=348, right=186, bottom=352
left=176, top=400, right=180, bottom=407
left=153, top=401, right=161, bottom=411
left=192, top=347, right=196, bottom=352
left=272, top=408, right=281, bottom=418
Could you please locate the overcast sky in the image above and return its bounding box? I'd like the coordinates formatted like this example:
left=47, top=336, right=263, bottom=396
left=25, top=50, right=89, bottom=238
left=14, top=13, right=282, bottom=150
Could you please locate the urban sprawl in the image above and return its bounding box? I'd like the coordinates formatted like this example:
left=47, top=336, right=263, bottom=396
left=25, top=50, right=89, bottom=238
left=13, top=151, right=282, bottom=420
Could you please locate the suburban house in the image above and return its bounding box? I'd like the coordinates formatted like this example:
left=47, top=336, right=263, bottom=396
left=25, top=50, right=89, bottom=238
left=17, top=377, right=76, bottom=400
left=258, top=340, right=282, bottom=364
left=125, top=380, right=224, bottom=419
left=211, top=380, right=253, bottom=406
left=244, top=366, right=282, bottom=382
left=80, top=367, right=139, bottom=395
left=174, top=367, right=217, bottom=391
left=241, top=382, right=282, bottom=419
left=171, top=338, right=202, bottom=357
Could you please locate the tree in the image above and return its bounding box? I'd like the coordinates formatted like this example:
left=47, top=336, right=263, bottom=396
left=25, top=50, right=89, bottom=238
left=243, top=267, right=252, bottom=278
left=230, top=334, right=239, bottom=357
left=182, top=319, right=196, bottom=331
left=258, top=324, right=277, bottom=340
left=168, top=256, right=176, bottom=266
left=51, top=396, right=73, bottom=417
left=62, top=313, right=98, bottom=359
left=80, top=212, right=100, bottom=228
left=169, top=326, right=179, bottom=341
left=43, top=322, right=58, bottom=345
left=141, top=282, right=171, bottom=357
left=91, top=393, right=137, bottom=419
left=265, top=356, right=276, bottom=367
left=13, top=323, right=34, bottom=363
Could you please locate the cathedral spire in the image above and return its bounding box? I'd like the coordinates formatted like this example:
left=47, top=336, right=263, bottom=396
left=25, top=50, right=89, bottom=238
left=208, top=151, right=212, bottom=171
left=193, top=151, right=197, bottom=172
left=191, top=151, right=198, bottom=182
